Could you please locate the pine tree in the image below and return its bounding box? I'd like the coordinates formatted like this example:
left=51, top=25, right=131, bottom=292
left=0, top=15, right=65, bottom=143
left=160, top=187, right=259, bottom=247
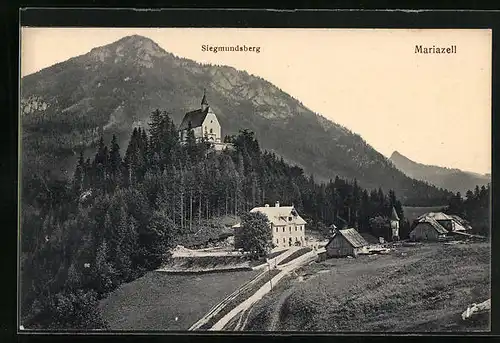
left=108, top=135, right=121, bottom=191
left=72, top=151, right=85, bottom=195
left=148, top=109, right=163, bottom=156
left=93, top=239, right=116, bottom=294
left=185, top=121, right=197, bottom=160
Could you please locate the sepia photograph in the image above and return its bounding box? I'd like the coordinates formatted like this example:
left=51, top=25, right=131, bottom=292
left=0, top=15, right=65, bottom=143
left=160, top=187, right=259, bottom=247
left=19, top=27, right=491, bottom=333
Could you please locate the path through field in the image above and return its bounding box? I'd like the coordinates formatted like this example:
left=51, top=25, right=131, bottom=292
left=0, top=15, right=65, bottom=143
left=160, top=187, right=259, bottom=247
left=188, top=247, right=300, bottom=330
left=209, top=248, right=320, bottom=330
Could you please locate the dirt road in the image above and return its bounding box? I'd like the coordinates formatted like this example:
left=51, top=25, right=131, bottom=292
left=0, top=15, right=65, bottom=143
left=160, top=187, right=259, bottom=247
left=188, top=247, right=300, bottom=330
left=209, top=249, right=318, bottom=331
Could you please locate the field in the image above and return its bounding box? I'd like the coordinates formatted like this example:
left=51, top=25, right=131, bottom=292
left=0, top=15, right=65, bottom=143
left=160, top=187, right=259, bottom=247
left=244, top=242, right=490, bottom=332
left=99, top=269, right=259, bottom=330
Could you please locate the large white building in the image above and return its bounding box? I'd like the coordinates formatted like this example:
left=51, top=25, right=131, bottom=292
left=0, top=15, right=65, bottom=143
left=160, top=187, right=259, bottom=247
left=234, top=201, right=307, bottom=249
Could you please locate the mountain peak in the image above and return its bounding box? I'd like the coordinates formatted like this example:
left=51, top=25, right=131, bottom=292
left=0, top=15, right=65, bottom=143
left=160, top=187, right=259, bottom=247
left=390, top=150, right=410, bottom=162
left=390, top=150, right=490, bottom=194
left=114, top=35, right=162, bottom=49
left=88, top=34, right=167, bottom=67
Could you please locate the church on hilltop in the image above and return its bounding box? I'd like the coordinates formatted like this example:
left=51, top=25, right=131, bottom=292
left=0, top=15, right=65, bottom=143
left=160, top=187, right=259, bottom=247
left=178, top=90, right=231, bottom=151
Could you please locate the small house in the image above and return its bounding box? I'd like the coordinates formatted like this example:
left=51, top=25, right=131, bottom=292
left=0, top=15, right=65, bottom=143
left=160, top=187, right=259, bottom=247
left=409, top=212, right=471, bottom=242
left=409, top=216, right=448, bottom=241
left=325, top=228, right=368, bottom=258
left=419, top=212, right=469, bottom=232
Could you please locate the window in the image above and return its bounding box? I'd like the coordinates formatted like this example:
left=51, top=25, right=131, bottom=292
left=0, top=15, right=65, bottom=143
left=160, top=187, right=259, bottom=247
left=289, top=227, right=291, bottom=232
left=276, top=239, right=279, bottom=244
left=276, top=227, right=278, bottom=233
left=288, top=217, right=292, bottom=221
left=295, top=226, right=297, bottom=231
left=210, top=128, right=213, bottom=134
left=283, top=238, right=285, bottom=243
left=283, top=227, right=285, bottom=232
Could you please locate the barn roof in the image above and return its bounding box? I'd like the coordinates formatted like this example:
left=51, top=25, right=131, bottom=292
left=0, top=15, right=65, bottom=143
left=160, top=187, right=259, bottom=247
left=417, top=212, right=453, bottom=221
left=327, top=228, right=368, bottom=248
left=250, top=205, right=307, bottom=226
left=414, top=217, right=448, bottom=234
left=449, top=215, right=471, bottom=231
left=179, top=108, right=209, bottom=131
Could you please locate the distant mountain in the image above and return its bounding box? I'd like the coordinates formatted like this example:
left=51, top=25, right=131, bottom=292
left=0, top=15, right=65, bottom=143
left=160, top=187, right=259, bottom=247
left=390, top=151, right=490, bottom=194
left=21, top=35, right=453, bottom=205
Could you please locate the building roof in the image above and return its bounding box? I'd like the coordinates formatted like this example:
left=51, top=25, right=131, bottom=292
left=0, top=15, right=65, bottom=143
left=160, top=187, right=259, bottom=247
left=417, top=212, right=453, bottom=221
left=448, top=215, right=471, bottom=231
left=327, top=228, right=368, bottom=249
left=414, top=217, right=448, bottom=234
left=201, top=90, right=208, bottom=106
left=250, top=205, right=307, bottom=226
left=414, top=211, right=471, bottom=233
left=179, top=108, right=209, bottom=131
left=391, top=207, right=400, bottom=221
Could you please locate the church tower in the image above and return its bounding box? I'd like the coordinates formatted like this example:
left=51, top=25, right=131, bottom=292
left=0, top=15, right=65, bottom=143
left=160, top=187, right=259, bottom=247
left=390, top=206, right=400, bottom=241
left=201, top=88, right=209, bottom=112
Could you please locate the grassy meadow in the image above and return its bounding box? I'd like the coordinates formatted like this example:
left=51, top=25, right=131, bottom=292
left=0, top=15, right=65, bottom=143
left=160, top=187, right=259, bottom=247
left=99, top=269, right=259, bottom=330
left=245, top=242, right=490, bottom=332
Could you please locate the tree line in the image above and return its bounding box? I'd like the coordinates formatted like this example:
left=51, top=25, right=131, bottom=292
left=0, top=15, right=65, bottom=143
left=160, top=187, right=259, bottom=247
left=445, top=184, right=490, bottom=236
left=20, top=109, right=409, bottom=329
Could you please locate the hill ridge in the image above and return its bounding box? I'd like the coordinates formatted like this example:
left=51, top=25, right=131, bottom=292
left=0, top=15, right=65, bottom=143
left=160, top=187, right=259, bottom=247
left=21, top=35, right=453, bottom=205
left=389, top=150, right=490, bottom=194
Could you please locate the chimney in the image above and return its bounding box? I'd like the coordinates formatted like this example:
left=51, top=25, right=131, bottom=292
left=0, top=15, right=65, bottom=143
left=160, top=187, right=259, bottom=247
left=275, top=201, right=280, bottom=207
left=264, top=204, right=269, bottom=207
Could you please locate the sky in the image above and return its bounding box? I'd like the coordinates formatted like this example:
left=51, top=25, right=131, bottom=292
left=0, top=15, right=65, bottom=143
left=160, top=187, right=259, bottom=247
left=21, top=28, right=492, bottom=175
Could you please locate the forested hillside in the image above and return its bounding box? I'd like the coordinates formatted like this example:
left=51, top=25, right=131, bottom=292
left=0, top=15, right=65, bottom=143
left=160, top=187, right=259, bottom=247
left=21, top=111, right=410, bottom=329
left=445, top=185, right=490, bottom=236
left=21, top=34, right=453, bottom=206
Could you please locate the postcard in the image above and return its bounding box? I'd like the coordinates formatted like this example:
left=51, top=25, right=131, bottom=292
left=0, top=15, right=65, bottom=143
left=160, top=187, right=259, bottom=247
left=19, top=27, right=491, bottom=333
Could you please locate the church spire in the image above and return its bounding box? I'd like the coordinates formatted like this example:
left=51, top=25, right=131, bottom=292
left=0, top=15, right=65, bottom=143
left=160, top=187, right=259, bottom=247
left=391, top=206, right=400, bottom=221
left=201, top=88, right=208, bottom=111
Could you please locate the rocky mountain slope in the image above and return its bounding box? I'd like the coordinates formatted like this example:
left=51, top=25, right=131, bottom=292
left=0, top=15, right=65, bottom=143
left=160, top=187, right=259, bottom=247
left=21, top=35, right=452, bottom=205
left=390, top=151, right=490, bottom=195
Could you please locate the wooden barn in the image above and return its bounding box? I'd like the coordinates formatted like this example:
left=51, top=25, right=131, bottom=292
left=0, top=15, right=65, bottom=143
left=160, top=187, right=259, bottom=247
left=409, top=217, right=448, bottom=241
left=325, top=228, right=368, bottom=258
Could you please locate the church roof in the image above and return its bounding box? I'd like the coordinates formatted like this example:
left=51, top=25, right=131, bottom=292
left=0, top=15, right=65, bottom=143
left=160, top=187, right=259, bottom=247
left=391, top=207, right=400, bottom=221
left=201, top=91, right=208, bottom=106
left=179, top=108, right=209, bottom=131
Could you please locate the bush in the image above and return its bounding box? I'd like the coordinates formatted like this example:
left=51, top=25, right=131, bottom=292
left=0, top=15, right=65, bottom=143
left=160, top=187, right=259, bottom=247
left=24, top=289, right=108, bottom=330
